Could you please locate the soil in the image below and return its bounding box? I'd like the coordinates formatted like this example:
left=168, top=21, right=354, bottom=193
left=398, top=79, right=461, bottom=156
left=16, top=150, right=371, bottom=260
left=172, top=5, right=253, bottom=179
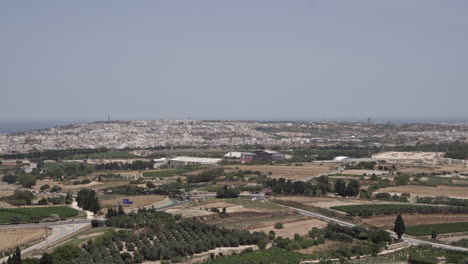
left=0, top=227, right=50, bottom=253
left=224, top=164, right=337, bottom=181
left=377, top=185, right=468, bottom=199
left=249, top=218, right=327, bottom=239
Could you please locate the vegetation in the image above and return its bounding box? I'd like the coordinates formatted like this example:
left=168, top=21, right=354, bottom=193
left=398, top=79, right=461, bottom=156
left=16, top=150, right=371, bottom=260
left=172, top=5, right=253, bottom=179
left=394, top=214, right=406, bottom=239
left=265, top=176, right=334, bottom=196
left=331, top=204, right=468, bottom=217
left=405, top=222, right=468, bottom=236
left=0, top=206, right=79, bottom=224
left=202, top=248, right=309, bottom=264
left=187, top=168, right=224, bottom=183
left=215, top=185, right=239, bottom=198
left=142, top=168, right=191, bottom=178
left=76, top=188, right=101, bottom=214
left=2, top=190, right=35, bottom=206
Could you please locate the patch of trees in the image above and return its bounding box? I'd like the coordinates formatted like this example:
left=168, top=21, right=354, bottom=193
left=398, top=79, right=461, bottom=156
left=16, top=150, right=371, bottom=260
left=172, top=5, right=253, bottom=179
left=186, top=168, right=224, bottom=183
left=2, top=190, right=35, bottom=206
left=416, top=196, right=468, bottom=207
left=324, top=223, right=391, bottom=245
left=6, top=173, right=38, bottom=188
left=346, top=162, right=376, bottom=170
left=333, top=179, right=360, bottom=197
left=216, top=185, right=239, bottom=198
left=374, top=192, right=408, bottom=202
left=94, top=160, right=154, bottom=171
left=265, top=176, right=331, bottom=196
left=76, top=188, right=101, bottom=214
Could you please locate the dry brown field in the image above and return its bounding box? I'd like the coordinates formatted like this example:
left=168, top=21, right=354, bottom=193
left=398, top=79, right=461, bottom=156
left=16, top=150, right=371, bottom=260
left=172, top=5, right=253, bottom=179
left=273, top=196, right=377, bottom=209
left=0, top=227, right=49, bottom=253
left=296, top=240, right=347, bottom=254
left=361, top=214, right=468, bottom=228
left=99, top=194, right=166, bottom=211
left=249, top=218, right=327, bottom=239
left=396, top=164, right=468, bottom=174
left=224, top=163, right=337, bottom=180
left=203, top=211, right=307, bottom=230
left=376, top=185, right=468, bottom=199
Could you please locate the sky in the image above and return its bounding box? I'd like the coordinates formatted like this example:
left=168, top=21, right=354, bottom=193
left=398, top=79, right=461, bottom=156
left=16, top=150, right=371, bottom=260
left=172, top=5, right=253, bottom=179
left=1, top=1, right=468, bottom=122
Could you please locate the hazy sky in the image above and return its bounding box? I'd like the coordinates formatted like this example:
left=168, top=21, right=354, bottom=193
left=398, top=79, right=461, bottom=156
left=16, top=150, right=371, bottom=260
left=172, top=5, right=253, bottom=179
left=1, top=1, right=467, bottom=122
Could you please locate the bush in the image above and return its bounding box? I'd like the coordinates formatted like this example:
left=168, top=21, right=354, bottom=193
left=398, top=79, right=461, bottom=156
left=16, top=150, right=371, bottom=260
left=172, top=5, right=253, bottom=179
left=274, top=223, right=283, bottom=229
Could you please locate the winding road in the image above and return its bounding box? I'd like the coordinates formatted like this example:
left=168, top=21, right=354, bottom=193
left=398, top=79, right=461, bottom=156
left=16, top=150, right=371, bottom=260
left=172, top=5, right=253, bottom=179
left=288, top=205, right=468, bottom=252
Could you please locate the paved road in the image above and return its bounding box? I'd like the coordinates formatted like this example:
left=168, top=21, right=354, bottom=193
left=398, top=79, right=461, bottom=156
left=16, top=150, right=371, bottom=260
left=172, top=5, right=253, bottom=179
left=288, top=205, right=468, bottom=252
left=0, top=222, right=90, bottom=263
left=0, top=198, right=185, bottom=262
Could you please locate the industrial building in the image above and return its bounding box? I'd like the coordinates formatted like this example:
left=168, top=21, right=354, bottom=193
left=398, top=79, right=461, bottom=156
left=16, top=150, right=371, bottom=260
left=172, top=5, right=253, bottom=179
left=169, top=156, right=222, bottom=167
left=224, top=150, right=288, bottom=162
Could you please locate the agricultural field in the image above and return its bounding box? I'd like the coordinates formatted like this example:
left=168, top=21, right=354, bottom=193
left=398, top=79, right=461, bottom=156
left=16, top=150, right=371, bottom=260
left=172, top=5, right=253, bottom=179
left=272, top=196, right=377, bottom=210
left=396, top=164, right=468, bottom=175
left=224, top=163, right=337, bottom=181
left=249, top=218, right=327, bottom=239
left=377, top=185, right=468, bottom=199
left=141, top=168, right=190, bottom=178
left=362, top=214, right=468, bottom=228
left=202, top=248, right=312, bottom=264
left=0, top=227, right=50, bottom=254
left=33, top=179, right=104, bottom=192
left=99, top=194, right=166, bottom=211
left=405, top=222, right=468, bottom=236
left=331, top=204, right=468, bottom=217
left=0, top=206, right=79, bottom=223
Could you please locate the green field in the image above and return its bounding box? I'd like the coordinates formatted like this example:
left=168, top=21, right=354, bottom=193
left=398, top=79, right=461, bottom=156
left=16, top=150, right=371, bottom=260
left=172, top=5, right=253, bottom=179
left=142, top=168, right=190, bottom=178
left=331, top=204, right=468, bottom=217
left=0, top=206, right=79, bottom=223
left=406, top=222, right=468, bottom=236
left=202, top=248, right=311, bottom=264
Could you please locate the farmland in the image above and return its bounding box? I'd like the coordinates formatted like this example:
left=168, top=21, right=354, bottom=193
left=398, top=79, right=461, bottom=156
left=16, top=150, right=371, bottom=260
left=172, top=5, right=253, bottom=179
left=406, top=222, right=468, bottom=236
left=0, top=227, right=50, bottom=255
left=141, top=168, right=190, bottom=178
left=331, top=204, right=468, bottom=217
left=0, top=206, right=79, bottom=223
left=362, top=213, right=468, bottom=228
left=377, top=185, right=468, bottom=199
left=99, top=194, right=166, bottom=211
left=202, top=248, right=311, bottom=264
left=224, top=163, right=337, bottom=181
left=249, top=218, right=327, bottom=239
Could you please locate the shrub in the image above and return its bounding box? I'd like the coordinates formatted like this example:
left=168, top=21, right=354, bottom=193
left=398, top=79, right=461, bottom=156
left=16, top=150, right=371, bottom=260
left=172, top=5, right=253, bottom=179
left=274, top=223, right=283, bottom=229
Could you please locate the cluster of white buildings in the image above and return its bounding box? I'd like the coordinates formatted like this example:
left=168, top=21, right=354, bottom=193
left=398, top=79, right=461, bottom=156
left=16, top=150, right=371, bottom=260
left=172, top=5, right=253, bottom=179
left=1, top=120, right=468, bottom=154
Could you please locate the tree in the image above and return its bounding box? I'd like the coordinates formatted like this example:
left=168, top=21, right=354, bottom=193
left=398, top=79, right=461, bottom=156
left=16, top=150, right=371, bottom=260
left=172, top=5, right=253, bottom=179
left=345, top=180, right=360, bottom=197
left=39, top=252, right=54, bottom=264
left=334, top=179, right=346, bottom=197
left=50, top=185, right=62, bottom=193
left=40, top=184, right=51, bottom=191
left=394, top=213, right=406, bottom=239
left=2, top=174, right=18, bottom=184
left=431, top=230, right=437, bottom=239
left=17, top=174, right=37, bottom=188
left=274, top=223, right=283, bottom=229
left=7, top=246, right=21, bottom=264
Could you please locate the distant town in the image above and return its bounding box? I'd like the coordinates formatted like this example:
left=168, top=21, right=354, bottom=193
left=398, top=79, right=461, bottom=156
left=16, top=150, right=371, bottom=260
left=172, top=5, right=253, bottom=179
left=1, top=120, right=468, bottom=154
